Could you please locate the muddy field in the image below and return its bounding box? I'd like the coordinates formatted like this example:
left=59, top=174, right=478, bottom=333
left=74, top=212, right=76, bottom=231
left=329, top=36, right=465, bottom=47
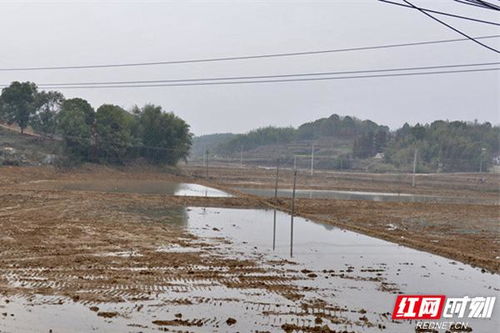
left=0, top=165, right=498, bottom=332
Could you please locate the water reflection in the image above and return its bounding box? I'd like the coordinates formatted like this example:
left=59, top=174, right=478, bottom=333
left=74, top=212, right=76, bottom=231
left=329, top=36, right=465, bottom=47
left=184, top=206, right=499, bottom=333
left=272, top=209, right=277, bottom=250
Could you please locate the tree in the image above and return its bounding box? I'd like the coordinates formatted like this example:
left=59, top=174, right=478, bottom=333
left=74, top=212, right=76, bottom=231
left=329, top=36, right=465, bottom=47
left=58, top=108, right=93, bottom=163
left=218, top=126, right=295, bottom=154
left=31, top=90, right=64, bottom=136
left=353, top=131, right=376, bottom=158
left=61, top=98, right=95, bottom=126
left=374, top=129, right=388, bottom=153
left=0, top=81, right=38, bottom=133
left=57, top=97, right=95, bottom=163
left=137, top=104, right=192, bottom=164
left=95, top=104, right=132, bottom=164
left=384, top=121, right=500, bottom=172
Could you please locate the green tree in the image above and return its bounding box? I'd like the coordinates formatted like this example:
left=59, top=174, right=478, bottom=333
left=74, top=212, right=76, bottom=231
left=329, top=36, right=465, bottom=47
left=58, top=108, right=93, bottom=163
left=31, top=90, right=64, bottom=136
left=95, top=104, right=132, bottom=164
left=384, top=121, right=499, bottom=172
left=137, top=104, right=192, bottom=164
left=353, top=131, right=375, bottom=158
left=218, top=126, right=296, bottom=154
left=61, top=98, right=95, bottom=126
left=0, top=81, right=38, bottom=133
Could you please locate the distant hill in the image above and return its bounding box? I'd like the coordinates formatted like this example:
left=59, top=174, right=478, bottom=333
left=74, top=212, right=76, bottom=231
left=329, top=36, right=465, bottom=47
left=214, top=114, right=388, bottom=155
left=190, top=133, right=236, bottom=158
left=189, top=115, right=500, bottom=173
left=189, top=114, right=389, bottom=169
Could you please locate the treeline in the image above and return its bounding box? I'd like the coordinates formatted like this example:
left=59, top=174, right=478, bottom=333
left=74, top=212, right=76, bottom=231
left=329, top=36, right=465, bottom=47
left=212, top=113, right=499, bottom=172
left=382, top=121, right=499, bottom=172
left=0, top=81, right=192, bottom=165
left=217, top=126, right=296, bottom=153
left=297, top=114, right=389, bottom=140
left=218, top=114, right=388, bottom=153
left=192, top=133, right=236, bottom=157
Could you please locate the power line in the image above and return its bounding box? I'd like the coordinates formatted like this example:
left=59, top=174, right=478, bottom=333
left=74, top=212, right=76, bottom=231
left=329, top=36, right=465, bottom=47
left=378, top=0, right=500, bottom=25
left=0, top=35, right=499, bottom=72
left=12, top=67, right=498, bottom=89
left=24, top=61, right=500, bottom=87
left=455, top=0, right=500, bottom=11
left=399, top=0, right=500, bottom=53
left=454, top=0, right=489, bottom=9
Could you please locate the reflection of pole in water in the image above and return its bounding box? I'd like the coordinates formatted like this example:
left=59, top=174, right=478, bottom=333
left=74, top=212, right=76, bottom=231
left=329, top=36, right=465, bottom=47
left=273, top=209, right=277, bottom=250
left=273, top=159, right=279, bottom=251
left=290, top=169, right=297, bottom=257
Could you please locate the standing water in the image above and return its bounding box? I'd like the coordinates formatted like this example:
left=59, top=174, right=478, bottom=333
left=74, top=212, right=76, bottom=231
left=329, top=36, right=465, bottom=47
left=186, top=207, right=500, bottom=331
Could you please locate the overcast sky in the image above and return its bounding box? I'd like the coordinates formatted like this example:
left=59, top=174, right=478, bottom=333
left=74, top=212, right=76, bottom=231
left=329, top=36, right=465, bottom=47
left=0, top=0, right=498, bottom=135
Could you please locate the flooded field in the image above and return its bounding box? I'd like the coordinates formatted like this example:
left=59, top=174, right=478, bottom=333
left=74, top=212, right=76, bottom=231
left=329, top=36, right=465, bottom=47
left=236, top=187, right=499, bottom=205
left=0, top=168, right=498, bottom=332
left=1, top=206, right=498, bottom=332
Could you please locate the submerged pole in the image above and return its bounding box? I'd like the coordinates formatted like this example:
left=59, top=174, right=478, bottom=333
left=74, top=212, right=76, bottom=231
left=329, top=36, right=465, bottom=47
left=290, top=169, right=297, bottom=257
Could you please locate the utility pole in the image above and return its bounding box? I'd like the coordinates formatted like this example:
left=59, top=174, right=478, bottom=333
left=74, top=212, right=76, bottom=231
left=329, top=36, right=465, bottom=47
left=290, top=169, right=297, bottom=257
left=205, top=149, right=209, bottom=179
left=202, top=145, right=206, bottom=169
left=293, top=155, right=297, bottom=171
left=310, top=144, right=315, bottom=176
left=412, top=148, right=418, bottom=187
left=479, top=147, right=486, bottom=173
left=240, top=146, right=243, bottom=168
